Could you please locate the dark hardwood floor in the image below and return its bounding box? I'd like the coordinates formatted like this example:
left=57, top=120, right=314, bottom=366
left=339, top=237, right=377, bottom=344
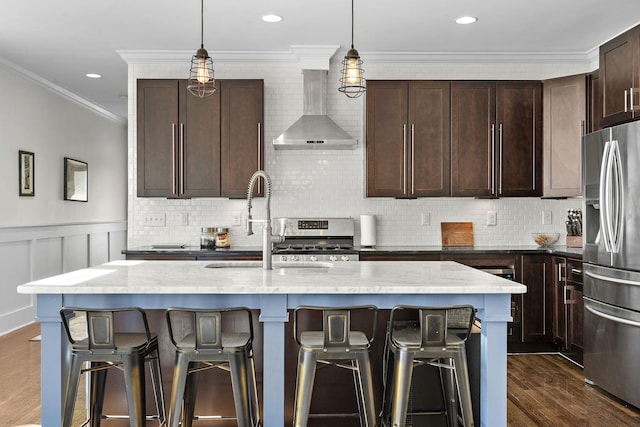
left=2, top=323, right=639, bottom=426
left=508, top=354, right=640, bottom=426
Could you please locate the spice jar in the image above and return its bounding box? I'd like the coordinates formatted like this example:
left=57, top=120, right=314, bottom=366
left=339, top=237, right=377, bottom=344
left=200, top=227, right=217, bottom=249
left=215, top=227, right=230, bottom=248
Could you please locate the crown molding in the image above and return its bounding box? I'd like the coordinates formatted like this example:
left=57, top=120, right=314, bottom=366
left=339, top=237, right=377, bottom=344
left=119, top=45, right=598, bottom=68
left=0, top=57, right=125, bottom=125
left=360, top=50, right=596, bottom=64
left=119, top=45, right=341, bottom=70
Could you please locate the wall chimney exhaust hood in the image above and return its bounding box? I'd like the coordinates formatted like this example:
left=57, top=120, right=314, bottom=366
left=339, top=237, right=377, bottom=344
left=273, top=69, right=357, bottom=149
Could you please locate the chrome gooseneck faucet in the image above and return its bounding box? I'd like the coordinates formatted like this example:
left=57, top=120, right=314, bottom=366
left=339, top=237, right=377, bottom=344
left=246, top=170, right=282, bottom=270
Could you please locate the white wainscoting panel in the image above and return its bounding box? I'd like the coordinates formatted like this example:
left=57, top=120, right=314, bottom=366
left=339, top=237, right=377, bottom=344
left=0, top=221, right=127, bottom=335
left=64, top=234, right=89, bottom=273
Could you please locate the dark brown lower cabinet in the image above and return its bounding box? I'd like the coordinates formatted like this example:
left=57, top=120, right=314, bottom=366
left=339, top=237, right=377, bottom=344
left=553, top=256, right=584, bottom=364
left=518, top=254, right=553, bottom=344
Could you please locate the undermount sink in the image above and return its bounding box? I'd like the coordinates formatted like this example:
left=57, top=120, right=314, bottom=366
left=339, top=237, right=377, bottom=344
left=205, top=261, right=333, bottom=269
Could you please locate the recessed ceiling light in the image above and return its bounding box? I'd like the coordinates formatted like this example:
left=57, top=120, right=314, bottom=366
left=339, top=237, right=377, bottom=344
left=456, top=16, right=478, bottom=25
left=262, top=14, right=283, bottom=23
left=85, top=73, right=101, bottom=79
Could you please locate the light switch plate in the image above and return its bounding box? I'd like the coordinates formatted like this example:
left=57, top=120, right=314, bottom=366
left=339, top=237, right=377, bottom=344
left=487, top=211, right=497, bottom=226
left=421, top=212, right=430, bottom=226
left=542, top=210, right=552, bottom=225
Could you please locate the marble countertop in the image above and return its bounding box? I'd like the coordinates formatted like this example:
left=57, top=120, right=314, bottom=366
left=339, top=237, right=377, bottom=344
left=17, top=260, right=526, bottom=295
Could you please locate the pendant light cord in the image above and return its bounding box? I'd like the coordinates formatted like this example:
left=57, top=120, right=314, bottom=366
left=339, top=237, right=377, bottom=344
left=200, top=0, right=204, bottom=49
left=350, top=0, right=355, bottom=49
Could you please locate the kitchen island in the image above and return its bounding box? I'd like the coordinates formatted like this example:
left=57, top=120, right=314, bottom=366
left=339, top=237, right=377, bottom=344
left=18, top=259, right=525, bottom=427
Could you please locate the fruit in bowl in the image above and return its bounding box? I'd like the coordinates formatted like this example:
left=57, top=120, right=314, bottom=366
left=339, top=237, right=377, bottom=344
left=532, top=233, right=560, bottom=247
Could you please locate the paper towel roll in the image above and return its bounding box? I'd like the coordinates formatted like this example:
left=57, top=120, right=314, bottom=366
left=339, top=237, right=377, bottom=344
left=360, top=214, right=377, bottom=247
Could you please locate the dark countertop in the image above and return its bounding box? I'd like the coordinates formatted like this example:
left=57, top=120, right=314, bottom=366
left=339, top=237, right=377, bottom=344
left=359, top=245, right=583, bottom=258
left=124, top=244, right=582, bottom=259
left=122, top=245, right=263, bottom=257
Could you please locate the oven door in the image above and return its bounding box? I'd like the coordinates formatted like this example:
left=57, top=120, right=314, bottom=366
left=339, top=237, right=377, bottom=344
left=584, top=296, right=640, bottom=408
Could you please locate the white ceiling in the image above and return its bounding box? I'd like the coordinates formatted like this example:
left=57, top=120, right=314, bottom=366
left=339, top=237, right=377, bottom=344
left=2, top=0, right=640, bottom=120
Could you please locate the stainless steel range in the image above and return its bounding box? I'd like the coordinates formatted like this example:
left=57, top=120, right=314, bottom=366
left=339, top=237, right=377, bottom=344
left=272, top=217, right=359, bottom=263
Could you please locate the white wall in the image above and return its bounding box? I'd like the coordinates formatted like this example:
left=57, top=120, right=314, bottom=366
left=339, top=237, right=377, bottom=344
left=127, top=54, right=587, bottom=249
left=0, top=65, right=127, bottom=225
left=0, top=62, right=128, bottom=335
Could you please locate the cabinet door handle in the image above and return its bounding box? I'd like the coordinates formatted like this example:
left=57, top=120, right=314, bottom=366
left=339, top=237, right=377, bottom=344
left=172, top=123, right=177, bottom=195
left=499, top=123, right=503, bottom=195
left=257, top=122, right=262, bottom=194
left=631, top=87, right=635, bottom=112
left=490, top=124, right=496, bottom=195
left=411, top=124, right=415, bottom=195
left=558, top=263, right=566, bottom=282
left=624, top=90, right=633, bottom=113
left=180, top=123, right=185, bottom=195
left=625, top=89, right=629, bottom=113
left=403, top=124, right=407, bottom=195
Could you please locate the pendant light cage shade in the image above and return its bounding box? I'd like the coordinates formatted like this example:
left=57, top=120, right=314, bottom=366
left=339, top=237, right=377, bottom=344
left=187, top=47, right=216, bottom=97
left=339, top=0, right=365, bottom=98
left=188, top=0, right=215, bottom=98
left=339, top=48, right=366, bottom=98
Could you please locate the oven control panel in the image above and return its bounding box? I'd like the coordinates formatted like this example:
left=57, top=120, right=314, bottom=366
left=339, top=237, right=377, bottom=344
left=298, top=220, right=329, bottom=230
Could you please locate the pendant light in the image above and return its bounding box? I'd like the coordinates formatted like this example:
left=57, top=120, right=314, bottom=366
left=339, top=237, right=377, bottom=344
left=338, top=0, right=365, bottom=98
left=187, top=0, right=215, bottom=97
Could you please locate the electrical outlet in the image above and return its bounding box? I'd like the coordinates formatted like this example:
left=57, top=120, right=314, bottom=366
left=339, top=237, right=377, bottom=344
left=542, top=210, right=552, bottom=225
left=487, top=211, right=497, bottom=226
left=421, top=212, right=430, bottom=226
left=232, top=213, right=242, bottom=226
left=181, top=213, right=189, bottom=226
left=143, top=214, right=165, bottom=226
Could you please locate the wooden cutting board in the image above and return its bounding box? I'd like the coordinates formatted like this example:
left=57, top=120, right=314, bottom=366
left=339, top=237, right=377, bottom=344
left=441, top=222, right=474, bottom=247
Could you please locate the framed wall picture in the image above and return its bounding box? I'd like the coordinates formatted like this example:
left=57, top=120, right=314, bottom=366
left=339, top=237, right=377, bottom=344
left=64, top=157, right=88, bottom=202
left=19, top=150, right=35, bottom=196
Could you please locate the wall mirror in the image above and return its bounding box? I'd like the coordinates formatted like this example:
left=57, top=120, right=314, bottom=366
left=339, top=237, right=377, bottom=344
left=64, top=157, right=88, bottom=202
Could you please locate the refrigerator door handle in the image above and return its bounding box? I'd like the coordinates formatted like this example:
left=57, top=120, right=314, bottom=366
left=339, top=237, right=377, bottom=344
left=610, top=140, right=624, bottom=254
left=585, top=270, right=640, bottom=287
left=585, top=303, right=640, bottom=328
left=599, top=140, right=613, bottom=253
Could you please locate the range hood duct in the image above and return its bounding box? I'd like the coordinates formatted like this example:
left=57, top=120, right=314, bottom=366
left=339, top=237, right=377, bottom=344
left=273, top=70, right=357, bottom=149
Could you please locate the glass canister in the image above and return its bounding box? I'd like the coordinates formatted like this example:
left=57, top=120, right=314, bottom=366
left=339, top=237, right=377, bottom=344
left=200, top=227, right=217, bottom=249
left=215, top=227, right=230, bottom=248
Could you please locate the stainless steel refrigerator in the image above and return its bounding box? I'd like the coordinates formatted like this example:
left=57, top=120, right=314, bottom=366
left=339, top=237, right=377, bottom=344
left=582, top=120, right=640, bottom=409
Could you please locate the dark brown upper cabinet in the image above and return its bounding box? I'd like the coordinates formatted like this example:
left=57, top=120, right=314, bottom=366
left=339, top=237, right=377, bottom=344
left=542, top=74, right=588, bottom=198
left=600, top=25, right=640, bottom=127
left=366, top=80, right=450, bottom=198
left=220, top=80, right=264, bottom=198
left=451, top=81, right=542, bottom=197
left=136, top=79, right=263, bottom=198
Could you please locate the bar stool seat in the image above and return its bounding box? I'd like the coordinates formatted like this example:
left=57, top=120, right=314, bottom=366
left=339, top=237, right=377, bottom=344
left=165, top=307, right=260, bottom=427
left=60, top=307, right=166, bottom=427
left=293, top=305, right=378, bottom=427
left=382, top=305, right=476, bottom=427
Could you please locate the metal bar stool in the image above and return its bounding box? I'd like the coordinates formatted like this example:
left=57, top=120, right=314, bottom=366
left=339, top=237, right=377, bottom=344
left=165, top=307, right=260, bottom=427
left=381, top=305, right=476, bottom=427
left=293, top=305, right=378, bottom=427
left=60, top=307, right=166, bottom=427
